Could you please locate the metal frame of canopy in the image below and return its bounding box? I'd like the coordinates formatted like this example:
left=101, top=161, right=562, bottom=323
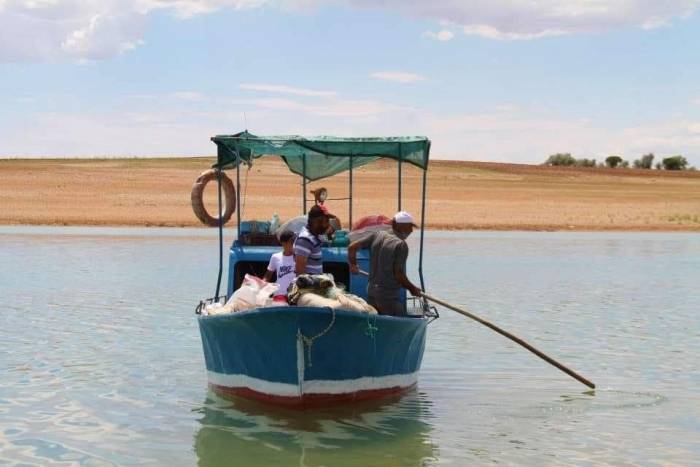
left=208, top=133, right=431, bottom=301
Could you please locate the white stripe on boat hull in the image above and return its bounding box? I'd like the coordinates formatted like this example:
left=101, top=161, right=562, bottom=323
left=207, top=370, right=419, bottom=397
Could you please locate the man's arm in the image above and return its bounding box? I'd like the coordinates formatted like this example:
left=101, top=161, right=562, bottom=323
left=347, top=233, right=374, bottom=274
left=293, top=237, right=313, bottom=275
left=263, top=255, right=276, bottom=282
left=295, top=255, right=308, bottom=276
left=347, top=241, right=361, bottom=274
left=393, top=243, right=421, bottom=296
left=393, top=266, right=422, bottom=297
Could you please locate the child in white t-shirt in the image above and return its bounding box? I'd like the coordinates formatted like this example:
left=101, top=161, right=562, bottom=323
left=264, top=230, right=296, bottom=303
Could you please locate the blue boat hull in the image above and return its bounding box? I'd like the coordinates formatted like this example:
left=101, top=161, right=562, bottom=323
left=198, top=307, right=428, bottom=407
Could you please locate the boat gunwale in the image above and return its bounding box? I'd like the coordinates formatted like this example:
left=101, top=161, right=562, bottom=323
left=197, top=305, right=429, bottom=323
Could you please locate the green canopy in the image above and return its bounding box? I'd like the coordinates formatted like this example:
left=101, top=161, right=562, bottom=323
left=212, top=131, right=430, bottom=181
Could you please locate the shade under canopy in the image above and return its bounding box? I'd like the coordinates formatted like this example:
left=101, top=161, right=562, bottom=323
left=212, top=131, right=431, bottom=181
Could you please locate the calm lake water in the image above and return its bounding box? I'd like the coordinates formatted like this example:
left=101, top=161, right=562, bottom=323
left=1, top=227, right=698, bottom=465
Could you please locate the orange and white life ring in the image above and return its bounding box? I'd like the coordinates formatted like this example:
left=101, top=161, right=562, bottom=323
left=191, top=169, right=236, bottom=226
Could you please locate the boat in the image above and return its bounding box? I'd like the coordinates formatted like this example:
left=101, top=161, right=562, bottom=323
left=195, top=132, right=438, bottom=407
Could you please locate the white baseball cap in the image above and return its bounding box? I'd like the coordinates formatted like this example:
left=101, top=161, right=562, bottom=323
left=393, top=211, right=417, bottom=227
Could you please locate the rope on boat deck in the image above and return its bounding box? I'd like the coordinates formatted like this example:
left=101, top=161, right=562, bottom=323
left=298, top=307, right=336, bottom=367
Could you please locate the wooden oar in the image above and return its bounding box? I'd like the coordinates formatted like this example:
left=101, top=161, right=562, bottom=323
left=357, top=270, right=595, bottom=389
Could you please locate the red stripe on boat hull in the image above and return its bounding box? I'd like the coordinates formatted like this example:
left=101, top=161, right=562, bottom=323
left=210, top=382, right=416, bottom=408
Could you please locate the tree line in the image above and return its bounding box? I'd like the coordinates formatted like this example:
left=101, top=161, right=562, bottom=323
left=543, top=153, right=695, bottom=170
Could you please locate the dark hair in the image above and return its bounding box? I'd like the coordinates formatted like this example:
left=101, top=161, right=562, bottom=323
left=307, top=204, right=328, bottom=221
left=279, top=230, right=295, bottom=243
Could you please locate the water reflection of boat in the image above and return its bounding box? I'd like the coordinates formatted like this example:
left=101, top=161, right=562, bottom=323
left=193, top=389, right=438, bottom=466
left=195, top=133, right=438, bottom=407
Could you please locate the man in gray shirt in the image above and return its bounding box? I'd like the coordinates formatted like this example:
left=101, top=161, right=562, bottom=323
left=348, top=211, right=422, bottom=316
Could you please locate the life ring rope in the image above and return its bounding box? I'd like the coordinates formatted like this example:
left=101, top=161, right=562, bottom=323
left=191, top=169, right=236, bottom=226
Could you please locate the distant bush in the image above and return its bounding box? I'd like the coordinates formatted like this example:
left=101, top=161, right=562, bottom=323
left=575, top=158, right=596, bottom=167
left=633, top=153, right=655, bottom=169
left=605, top=155, right=624, bottom=168
left=543, top=152, right=692, bottom=171
left=544, top=154, right=598, bottom=167
left=661, top=155, right=688, bottom=170
left=544, top=153, right=577, bottom=166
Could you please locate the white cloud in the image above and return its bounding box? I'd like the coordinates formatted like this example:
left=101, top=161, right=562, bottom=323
left=618, top=119, right=700, bottom=154
left=15, top=96, right=37, bottom=104
left=0, top=0, right=263, bottom=62
left=2, top=0, right=698, bottom=62
left=371, top=71, right=426, bottom=83
left=60, top=12, right=145, bottom=59
left=492, top=103, right=519, bottom=113
left=3, top=92, right=699, bottom=167
left=692, top=97, right=700, bottom=105
left=240, top=80, right=409, bottom=117
left=641, top=16, right=670, bottom=29
left=461, top=24, right=565, bottom=40
left=138, top=0, right=267, bottom=18
left=251, top=96, right=403, bottom=117
left=345, top=0, right=699, bottom=40
left=171, top=91, right=206, bottom=101
left=422, top=29, right=454, bottom=41
left=0, top=1, right=148, bottom=61
left=0, top=111, right=204, bottom=156
left=406, top=110, right=700, bottom=165
left=239, top=83, right=336, bottom=98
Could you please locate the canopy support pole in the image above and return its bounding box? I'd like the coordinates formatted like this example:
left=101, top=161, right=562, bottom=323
left=302, top=153, right=307, bottom=214
left=215, top=169, right=224, bottom=299
left=398, top=145, right=403, bottom=211
left=236, top=154, right=241, bottom=240
left=419, top=167, right=427, bottom=291
left=349, top=154, right=354, bottom=229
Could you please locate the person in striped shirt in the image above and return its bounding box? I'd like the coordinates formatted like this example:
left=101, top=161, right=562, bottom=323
left=293, top=204, right=331, bottom=275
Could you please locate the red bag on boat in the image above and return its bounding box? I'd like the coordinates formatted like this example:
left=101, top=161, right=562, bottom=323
left=349, top=214, right=392, bottom=244
left=352, top=214, right=391, bottom=231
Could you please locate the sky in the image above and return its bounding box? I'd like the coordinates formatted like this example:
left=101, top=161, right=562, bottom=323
left=1, top=0, right=700, bottom=165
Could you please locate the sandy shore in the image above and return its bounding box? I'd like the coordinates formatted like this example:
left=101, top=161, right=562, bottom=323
left=1, top=157, right=699, bottom=231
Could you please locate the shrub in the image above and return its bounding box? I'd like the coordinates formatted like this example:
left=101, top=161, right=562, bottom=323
left=544, top=153, right=576, bottom=166
left=633, top=153, right=654, bottom=169
left=661, top=155, right=688, bottom=170
left=605, top=155, right=624, bottom=168
left=575, top=158, right=596, bottom=167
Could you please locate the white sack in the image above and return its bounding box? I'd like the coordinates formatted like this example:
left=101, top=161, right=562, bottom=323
left=277, top=215, right=307, bottom=238
left=226, top=274, right=279, bottom=312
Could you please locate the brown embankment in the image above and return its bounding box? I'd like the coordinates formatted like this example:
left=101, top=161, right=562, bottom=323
left=1, top=157, right=699, bottom=231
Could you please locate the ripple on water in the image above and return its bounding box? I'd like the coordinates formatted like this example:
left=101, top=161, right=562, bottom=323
left=192, top=390, right=439, bottom=467
left=1, top=229, right=699, bottom=465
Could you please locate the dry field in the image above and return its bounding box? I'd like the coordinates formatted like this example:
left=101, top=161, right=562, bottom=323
left=1, top=157, right=699, bottom=231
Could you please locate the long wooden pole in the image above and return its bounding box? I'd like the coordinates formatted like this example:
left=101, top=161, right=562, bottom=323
left=421, top=292, right=595, bottom=389
left=357, top=270, right=595, bottom=389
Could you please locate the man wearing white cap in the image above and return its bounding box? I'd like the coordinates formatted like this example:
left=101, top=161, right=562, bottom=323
left=348, top=211, right=422, bottom=316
